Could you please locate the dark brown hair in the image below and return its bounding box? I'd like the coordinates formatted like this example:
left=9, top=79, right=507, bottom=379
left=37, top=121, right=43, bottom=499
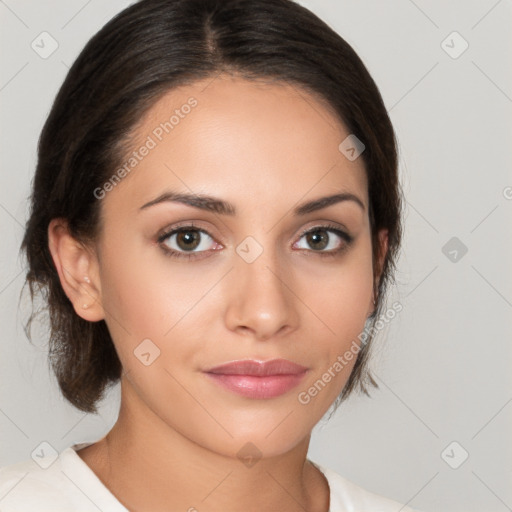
left=20, top=0, right=403, bottom=413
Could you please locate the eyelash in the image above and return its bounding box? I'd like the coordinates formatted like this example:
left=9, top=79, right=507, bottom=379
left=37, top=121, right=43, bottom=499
left=156, top=222, right=353, bottom=260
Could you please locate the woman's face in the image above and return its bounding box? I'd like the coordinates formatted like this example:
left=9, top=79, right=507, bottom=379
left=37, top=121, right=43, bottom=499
left=90, top=75, right=383, bottom=458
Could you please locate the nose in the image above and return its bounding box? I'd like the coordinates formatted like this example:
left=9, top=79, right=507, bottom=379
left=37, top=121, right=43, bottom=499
left=223, top=247, right=299, bottom=341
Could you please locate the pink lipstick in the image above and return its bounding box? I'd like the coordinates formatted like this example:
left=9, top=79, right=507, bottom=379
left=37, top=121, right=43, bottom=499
left=204, top=359, right=308, bottom=399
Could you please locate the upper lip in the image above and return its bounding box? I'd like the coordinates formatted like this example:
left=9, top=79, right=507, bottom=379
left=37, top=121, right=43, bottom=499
left=205, top=359, right=308, bottom=376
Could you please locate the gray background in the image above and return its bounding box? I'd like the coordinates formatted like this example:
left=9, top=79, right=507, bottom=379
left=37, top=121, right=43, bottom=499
left=1, top=1, right=511, bottom=511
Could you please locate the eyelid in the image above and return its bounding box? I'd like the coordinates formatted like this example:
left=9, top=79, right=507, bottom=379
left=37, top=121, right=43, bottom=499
left=156, top=220, right=216, bottom=241
left=296, top=220, right=351, bottom=238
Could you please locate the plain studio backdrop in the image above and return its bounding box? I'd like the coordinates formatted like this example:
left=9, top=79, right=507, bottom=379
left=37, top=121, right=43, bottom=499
left=1, top=1, right=511, bottom=511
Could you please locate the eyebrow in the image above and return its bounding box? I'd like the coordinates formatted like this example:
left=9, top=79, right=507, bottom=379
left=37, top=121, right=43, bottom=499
left=139, top=190, right=365, bottom=216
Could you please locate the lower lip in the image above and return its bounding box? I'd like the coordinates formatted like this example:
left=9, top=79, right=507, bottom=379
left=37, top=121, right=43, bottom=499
left=205, top=372, right=307, bottom=399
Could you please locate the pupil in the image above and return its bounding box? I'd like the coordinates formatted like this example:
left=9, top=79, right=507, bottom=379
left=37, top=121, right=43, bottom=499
left=177, top=230, right=200, bottom=251
left=308, top=230, right=328, bottom=250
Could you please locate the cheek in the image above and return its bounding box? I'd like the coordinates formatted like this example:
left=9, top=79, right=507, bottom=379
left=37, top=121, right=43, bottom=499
left=303, top=242, right=374, bottom=335
left=95, top=233, right=165, bottom=359
left=296, top=239, right=374, bottom=388
left=97, top=232, right=188, bottom=332
left=97, top=233, right=221, bottom=374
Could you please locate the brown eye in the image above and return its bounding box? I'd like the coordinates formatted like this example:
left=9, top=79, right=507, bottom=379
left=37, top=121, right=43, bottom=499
left=158, top=227, right=218, bottom=256
left=295, top=225, right=352, bottom=253
left=305, top=229, right=329, bottom=250
left=175, top=230, right=202, bottom=251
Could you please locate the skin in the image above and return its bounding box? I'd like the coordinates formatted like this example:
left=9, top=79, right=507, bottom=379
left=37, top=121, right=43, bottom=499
left=48, top=74, right=388, bottom=512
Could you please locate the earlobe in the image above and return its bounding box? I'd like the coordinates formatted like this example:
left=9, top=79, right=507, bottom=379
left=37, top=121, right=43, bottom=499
left=47, top=218, right=104, bottom=322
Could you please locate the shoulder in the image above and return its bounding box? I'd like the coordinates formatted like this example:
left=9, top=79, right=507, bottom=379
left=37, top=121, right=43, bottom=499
left=312, top=461, right=423, bottom=512
left=0, top=442, right=128, bottom=512
left=0, top=451, right=74, bottom=511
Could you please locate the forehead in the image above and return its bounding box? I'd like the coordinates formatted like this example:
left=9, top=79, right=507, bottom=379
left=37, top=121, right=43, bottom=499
left=102, top=74, right=368, bottom=218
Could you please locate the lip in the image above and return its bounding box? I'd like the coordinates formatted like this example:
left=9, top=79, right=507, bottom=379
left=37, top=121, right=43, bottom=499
left=204, top=359, right=309, bottom=399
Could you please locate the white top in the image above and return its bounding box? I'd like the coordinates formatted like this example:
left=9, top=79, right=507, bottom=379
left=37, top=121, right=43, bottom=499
left=0, top=441, right=421, bottom=512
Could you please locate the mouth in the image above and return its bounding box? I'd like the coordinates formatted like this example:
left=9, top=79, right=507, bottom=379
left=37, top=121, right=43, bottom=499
left=203, top=359, right=309, bottom=399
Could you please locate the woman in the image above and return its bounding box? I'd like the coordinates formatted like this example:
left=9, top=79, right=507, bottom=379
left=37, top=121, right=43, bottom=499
left=0, top=0, right=420, bottom=510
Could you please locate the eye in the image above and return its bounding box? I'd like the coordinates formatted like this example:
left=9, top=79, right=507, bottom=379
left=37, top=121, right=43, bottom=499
left=157, top=222, right=353, bottom=261
left=293, top=223, right=353, bottom=256
left=157, top=223, right=220, bottom=260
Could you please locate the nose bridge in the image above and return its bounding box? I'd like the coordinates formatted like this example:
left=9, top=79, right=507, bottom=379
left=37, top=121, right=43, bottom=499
left=224, top=234, right=298, bottom=339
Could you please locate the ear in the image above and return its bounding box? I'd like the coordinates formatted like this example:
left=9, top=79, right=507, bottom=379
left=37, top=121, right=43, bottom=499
left=375, top=228, right=389, bottom=287
left=368, top=228, right=389, bottom=317
left=47, top=218, right=104, bottom=322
